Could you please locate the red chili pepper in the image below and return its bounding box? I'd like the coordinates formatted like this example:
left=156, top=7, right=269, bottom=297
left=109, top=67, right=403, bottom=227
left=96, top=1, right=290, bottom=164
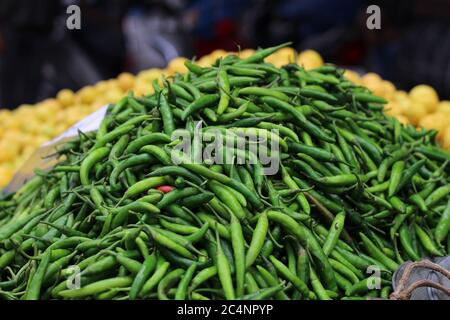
left=157, top=186, right=175, bottom=194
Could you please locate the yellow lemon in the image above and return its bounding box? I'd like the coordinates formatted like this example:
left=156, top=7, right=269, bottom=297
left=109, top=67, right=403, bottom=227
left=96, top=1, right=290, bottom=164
left=403, top=102, right=428, bottom=126
left=34, top=135, right=49, bottom=148
left=3, top=128, right=22, bottom=142
left=384, top=101, right=402, bottom=116
left=78, top=86, right=97, bottom=104
left=41, top=124, right=57, bottom=139
left=209, top=49, right=227, bottom=63
left=409, top=84, right=439, bottom=113
left=4, top=116, right=22, bottom=130
left=92, top=97, right=107, bottom=109
left=344, top=70, right=361, bottom=84
left=368, top=82, right=386, bottom=98
left=269, top=47, right=296, bottom=67
left=13, top=133, right=28, bottom=149
left=22, top=134, right=37, bottom=146
left=435, top=112, right=450, bottom=132
left=418, top=114, right=447, bottom=140
left=41, top=99, right=62, bottom=116
left=362, top=72, right=382, bottom=86
left=0, top=109, right=12, bottom=123
left=277, top=47, right=296, bottom=61
left=167, top=57, right=188, bottom=75
left=265, top=54, right=289, bottom=68
left=55, top=109, right=69, bottom=124
left=57, top=89, right=75, bottom=107
left=117, top=73, right=135, bottom=91
left=297, top=50, right=323, bottom=70
left=394, top=90, right=409, bottom=102
left=382, top=80, right=396, bottom=99
left=105, top=79, right=119, bottom=91
left=56, top=123, right=68, bottom=135
left=83, top=105, right=94, bottom=114
left=134, top=81, right=154, bottom=97
left=0, top=141, right=19, bottom=163
left=15, top=104, right=34, bottom=119
left=89, top=102, right=103, bottom=113
left=0, top=167, right=13, bottom=187
left=442, top=127, right=450, bottom=150
left=395, top=115, right=410, bottom=126
left=395, top=96, right=412, bottom=115
left=239, top=49, right=255, bottom=59
left=362, top=73, right=384, bottom=97
left=197, top=56, right=213, bottom=67
left=105, top=89, right=124, bottom=103
left=65, top=115, right=80, bottom=128
left=437, top=100, right=450, bottom=115
left=265, top=54, right=279, bottom=67
left=137, top=69, right=163, bottom=83
left=35, top=104, right=52, bottom=121
left=161, top=70, right=170, bottom=80
left=4, top=161, right=15, bottom=170
left=94, top=80, right=109, bottom=93
left=25, top=120, right=42, bottom=135
left=64, top=109, right=82, bottom=127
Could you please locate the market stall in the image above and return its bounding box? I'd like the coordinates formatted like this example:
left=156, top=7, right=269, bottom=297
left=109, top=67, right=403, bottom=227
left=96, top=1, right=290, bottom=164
left=0, top=43, right=449, bottom=301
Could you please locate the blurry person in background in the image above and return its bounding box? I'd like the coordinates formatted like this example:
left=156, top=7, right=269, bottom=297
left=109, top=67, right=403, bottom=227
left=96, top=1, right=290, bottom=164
left=0, top=0, right=131, bottom=109
left=0, top=0, right=194, bottom=108
left=123, top=0, right=190, bottom=73
left=0, top=0, right=62, bottom=108
left=369, top=0, right=450, bottom=98
left=0, top=0, right=113, bottom=109
left=2, top=0, right=449, bottom=109
left=183, top=0, right=251, bottom=57
left=71, top=0, right=129, bottom=79
left=240, top=0, right=364, bottom=61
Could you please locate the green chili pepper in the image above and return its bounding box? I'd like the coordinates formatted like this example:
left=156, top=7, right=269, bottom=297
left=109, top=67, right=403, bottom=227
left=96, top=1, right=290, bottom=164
left=267, top=210, right=337, bottom=291
left=262, top=97, right=335, bottom=143
left=414, top=223, right=444, bottom=256
left=80, top=147, right=110, bottom=186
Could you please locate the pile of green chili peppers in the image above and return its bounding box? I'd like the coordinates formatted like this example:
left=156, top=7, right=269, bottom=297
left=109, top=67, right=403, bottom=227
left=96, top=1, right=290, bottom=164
left=0, top=43, right=449, bottom=300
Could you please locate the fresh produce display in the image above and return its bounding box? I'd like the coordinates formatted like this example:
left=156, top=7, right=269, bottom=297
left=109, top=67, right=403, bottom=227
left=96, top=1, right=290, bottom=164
left=0, top=43, right=449, bottom=300
left=0, top=46, right=448, bottom=189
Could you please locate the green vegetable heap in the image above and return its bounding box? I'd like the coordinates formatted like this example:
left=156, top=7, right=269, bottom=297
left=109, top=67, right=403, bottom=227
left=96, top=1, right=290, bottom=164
left=0, top=43, right=449, bottom=300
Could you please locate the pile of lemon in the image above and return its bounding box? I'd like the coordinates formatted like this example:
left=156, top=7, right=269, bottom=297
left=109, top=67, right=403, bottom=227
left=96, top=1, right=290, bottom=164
left=0, top=47, right=448, bottom=188
left=344, top=71, right=450, bottom=149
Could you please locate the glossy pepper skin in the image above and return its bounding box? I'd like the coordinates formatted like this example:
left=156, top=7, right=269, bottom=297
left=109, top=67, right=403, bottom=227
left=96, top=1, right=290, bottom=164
left=2, top=43, right=449, bottom=301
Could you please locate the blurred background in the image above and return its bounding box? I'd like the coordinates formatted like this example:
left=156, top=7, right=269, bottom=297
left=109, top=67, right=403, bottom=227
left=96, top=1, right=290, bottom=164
left=1, top=0, right=450, bottom=108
